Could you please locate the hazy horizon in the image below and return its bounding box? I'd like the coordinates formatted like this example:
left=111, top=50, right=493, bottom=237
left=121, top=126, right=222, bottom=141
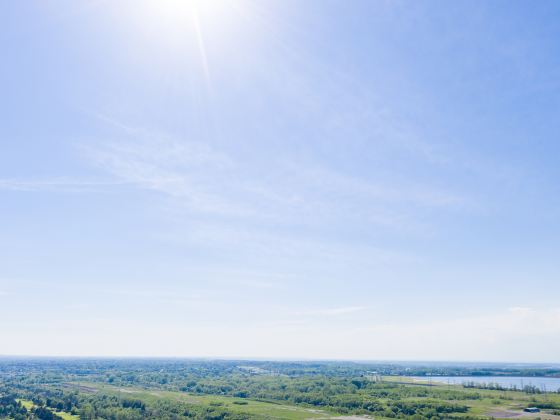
left=2, top=0, right=560, bottom=361
left=1, top=356, right=560, bottom=366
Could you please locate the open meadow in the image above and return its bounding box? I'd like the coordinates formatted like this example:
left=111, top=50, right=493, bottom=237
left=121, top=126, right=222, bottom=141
left=2, top=359, right=560, bottom=419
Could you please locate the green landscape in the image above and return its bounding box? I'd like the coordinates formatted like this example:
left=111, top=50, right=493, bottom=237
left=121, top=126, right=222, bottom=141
left=1, top=359, right=560, bottom=419
left=3, top=1, right=560, bottom=420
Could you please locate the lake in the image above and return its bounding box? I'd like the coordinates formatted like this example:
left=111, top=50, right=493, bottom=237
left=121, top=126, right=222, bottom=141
left=410, top=376, right=560, bottom=392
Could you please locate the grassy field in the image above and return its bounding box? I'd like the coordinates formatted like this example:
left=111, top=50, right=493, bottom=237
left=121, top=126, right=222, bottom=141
left=7, top=362, right=560, bottom=420
left=16, top=399, right=34, bottom=411
left=62, top=379, right=560, bottom=420
left=380, top=377, right=560, bottom=420
left=66, top=382, right=339, bottom=419
left=16, top=399, right=80, bottom=420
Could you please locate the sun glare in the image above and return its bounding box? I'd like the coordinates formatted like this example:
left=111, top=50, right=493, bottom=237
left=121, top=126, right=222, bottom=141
left=128, top=0, right=247, bottom=87
left=141, top=0, right=235, bottom=34
left=157, top=0, right=211, bottom=21
left=133, top=0, right=244, bottom=56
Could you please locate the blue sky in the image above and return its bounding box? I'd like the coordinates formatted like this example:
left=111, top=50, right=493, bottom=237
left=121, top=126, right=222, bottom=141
left=1, top=0, right=560, bottom=361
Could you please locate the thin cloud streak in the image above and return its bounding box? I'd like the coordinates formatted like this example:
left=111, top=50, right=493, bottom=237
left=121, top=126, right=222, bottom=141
left=0, top=177, right=128, bottom=193
left=296, top=306, right=367, bottom=317
left=84, top=118, right=472, bottom=236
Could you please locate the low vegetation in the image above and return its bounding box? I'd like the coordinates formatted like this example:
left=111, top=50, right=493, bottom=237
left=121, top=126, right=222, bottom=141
left=1, top=359, right=559, bottom=419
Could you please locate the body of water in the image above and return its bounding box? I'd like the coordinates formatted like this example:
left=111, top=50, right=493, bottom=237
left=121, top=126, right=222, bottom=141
left=410, top=376, right=560, bottom=392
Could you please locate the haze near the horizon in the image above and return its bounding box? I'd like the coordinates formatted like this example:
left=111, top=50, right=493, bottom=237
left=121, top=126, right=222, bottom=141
left=1, top=0, right=560, bottom=362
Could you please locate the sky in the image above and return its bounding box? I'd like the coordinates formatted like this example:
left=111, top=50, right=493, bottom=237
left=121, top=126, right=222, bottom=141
left=1, top=0, right=560, bottom=362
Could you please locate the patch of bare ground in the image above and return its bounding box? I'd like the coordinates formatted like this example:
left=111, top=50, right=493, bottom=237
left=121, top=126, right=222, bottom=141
left=61, top=383, right=98, bottom=393
left=119, top=388, right=139, bottom=394
left=332, top=417, right=372, bottom=420
left=486, top=410, right=560, bottom=419
left=486, top=411, right=523, bottom=418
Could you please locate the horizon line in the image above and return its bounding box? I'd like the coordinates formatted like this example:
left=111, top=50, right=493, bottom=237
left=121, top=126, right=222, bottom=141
left=0, top=355, right=559, bottom=365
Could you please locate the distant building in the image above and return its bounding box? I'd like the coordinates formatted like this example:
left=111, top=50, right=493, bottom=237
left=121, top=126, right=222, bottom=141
left=524, top=407, right=540, bottom=413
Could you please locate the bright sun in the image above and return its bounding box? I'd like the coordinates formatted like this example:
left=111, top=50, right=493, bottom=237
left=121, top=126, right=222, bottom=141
left=146, top=0, right=232, bottom=30
left=133, top=0, right=242, bottom=49
left=131, top=1, right=242, bottom=59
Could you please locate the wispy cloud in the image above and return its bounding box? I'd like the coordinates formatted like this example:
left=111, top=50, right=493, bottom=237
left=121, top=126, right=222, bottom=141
left=0, top=177, right=127, bottom=193
left=85, top=117, right=471, bottom=236
left=349, top=307, right=560, bottom=361
left=178, top=222, right=421, bottom=266
left=103, top=288, right=205, bottom=302
left=85, top=118, right=244, bottom=216
left=508, top=306, right=535, bottom=316
left=296, top=306, right=366, bottom=317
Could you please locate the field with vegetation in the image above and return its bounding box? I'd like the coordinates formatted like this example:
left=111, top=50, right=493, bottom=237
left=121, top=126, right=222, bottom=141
left=1, top=359, right=560, bottom=419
